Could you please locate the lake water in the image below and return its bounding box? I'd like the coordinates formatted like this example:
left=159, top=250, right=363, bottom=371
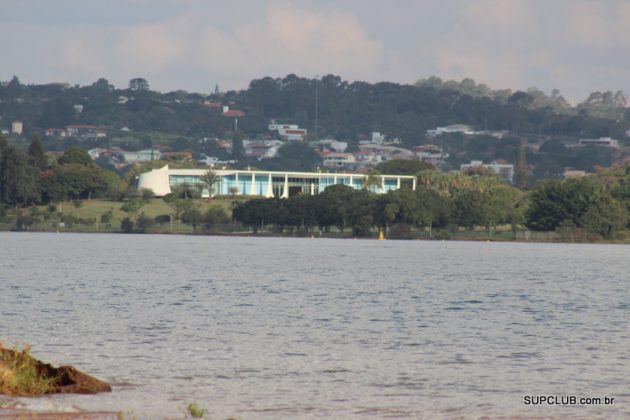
left=0, top=232, right=628, bottom=418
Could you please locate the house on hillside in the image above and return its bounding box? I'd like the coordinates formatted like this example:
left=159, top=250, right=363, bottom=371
left=309, top=139, right=348, bottom=153
left=122, top=149, right=162, bottom=163
left=322, top=152, right=356, bottom=168
left=243, top=139, right=283, bottom=159
left=11, top=120, right=23, bottom=135
left=413, top=145, right=450, bottom=168
left=268, top=121, right=308, bottom=141
left=576, top=137, right=619, bottom=148
left=460, top=160, right=514, bottom=183
left=46, top=125, right=107, bottom=139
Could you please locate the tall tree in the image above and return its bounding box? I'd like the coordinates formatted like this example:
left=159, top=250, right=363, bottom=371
left=200, top=169, right=220, bottom=198
left=514, top=142, right=528, bottom=189
left=28, top=135, right=46, bottom=170
left=0, top=136, right=40, bottom=206
left=129, top=78, right=150, bottom=92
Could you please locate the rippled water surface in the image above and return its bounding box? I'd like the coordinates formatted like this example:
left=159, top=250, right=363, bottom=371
left=1, top=232, right=629, bottom=418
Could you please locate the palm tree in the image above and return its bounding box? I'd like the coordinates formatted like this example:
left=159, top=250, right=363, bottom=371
left=362, top=170, right=382, bottom=193
left=200, top=169, right=219, bottom=199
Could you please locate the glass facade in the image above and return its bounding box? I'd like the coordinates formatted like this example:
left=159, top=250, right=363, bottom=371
left=165, top=171, right=414, bottom=198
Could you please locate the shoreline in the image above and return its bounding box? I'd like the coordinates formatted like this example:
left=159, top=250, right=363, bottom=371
left=0, top=408, right=119, bottom=420
left=1, top=227, right=628, bottom=245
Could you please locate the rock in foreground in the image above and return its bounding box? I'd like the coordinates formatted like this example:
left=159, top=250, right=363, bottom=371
left=0, top=345, right=111, bottom=395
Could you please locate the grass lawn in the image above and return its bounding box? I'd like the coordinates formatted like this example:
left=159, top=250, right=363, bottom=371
left=0, top=198, right=239, bottom=234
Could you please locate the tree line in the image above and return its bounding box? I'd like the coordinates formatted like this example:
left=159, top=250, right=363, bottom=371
left=0, top=135, right=129, bottom=209
left=233, top=167, right=630, bottom=240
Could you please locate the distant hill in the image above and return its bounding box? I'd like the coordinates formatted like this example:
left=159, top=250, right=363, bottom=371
left=1, top=74, right=628, bottom=147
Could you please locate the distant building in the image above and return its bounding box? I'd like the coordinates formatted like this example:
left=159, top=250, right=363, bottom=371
left=268, top=121, right=307, bottom=141
left=371, top=132, right=385, bottom=144
left=137, top=165, right=417, bottom=198
left=65, top=125, right=107, bottom=138
left=122, top=149, right=162, bottom=163
left=11, top=121, right=23, bottom=135
left=577, top=137, right=619, bottom=148
left=203, top=100, right=222, bottom=109
left=322, top=152, right=356, bottom=168
left=563, top=169, right=587, bottom=178
left=44, top=128, right=67, bottom=137
left=222, top=109, right=246, bottom=118
left=460, top=160, right=514, bottom=183
left=413, top=145, right=449, bottom=167
left=426, top=124, right=505, bottom=139
left=427, top=124, right=473, bottom=137
left=309, top=139, right=348, bottom=153
left=46, top=125, right=107, bottom=139
left=243, top=139, right=283, bottom=159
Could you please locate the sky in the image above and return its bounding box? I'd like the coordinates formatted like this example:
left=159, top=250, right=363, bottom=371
left=2, top=0, right=630, bottom=103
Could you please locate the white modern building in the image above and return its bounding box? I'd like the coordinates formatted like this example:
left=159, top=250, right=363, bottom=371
left=137, top=165, right=417, bottom=198
left=577, top=137, right=619, bottom=148
left=268, top=122, right=307, bottom=141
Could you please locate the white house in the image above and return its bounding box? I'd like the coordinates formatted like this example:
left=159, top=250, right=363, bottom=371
left=122, top=149, right=162, bottom=163
left=268, top=121, right=307, bottom=141
left=11, top=121, right=23, bottom=135
left=577, top=137, right=619, bottom=148
left=243, top=139, right=283, bottom=159
left=322, top=152, right=357, bottom=168
left=413, top=145, right=450, bottom=167
left=309, top=139, right=348, bottom=153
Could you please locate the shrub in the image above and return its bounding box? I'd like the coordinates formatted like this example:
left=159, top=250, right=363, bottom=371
left=0, top=345, right=57, bottom=396
left=154, top=214, right=172, bottom=225
left=140, top=188, right=155, bottom=201
left=15, top=215, right=36, bottom=231
left=135, top=213, right=154, bottom=233
left=121, top=217, right=134, bottom=233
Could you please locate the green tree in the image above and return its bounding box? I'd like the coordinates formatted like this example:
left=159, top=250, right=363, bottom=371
left=362, top=170, right=382, bottom=193
left=0, top=137, right=40, bottom=206
left=135, top=213, right=155, bottom=233
left=231, top=136, right=243, bottom=159
left=58, top=147, right=93, bottom=166
left=200, top=169, right=220, bottom=198
left=375, top=159, right=434, bottom=175
left=580, top=195, right=628, bottom=239
left=28, top=135, right=47, bottom=170
left=202, top=206, right=230, bottom=231
left=129, top=78, right=150, bottom=92
left=526, top=178, right=602, bottom=231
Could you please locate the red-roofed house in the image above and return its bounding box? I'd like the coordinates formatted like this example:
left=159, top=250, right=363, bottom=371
left=222, top=109, right=246, bottom=118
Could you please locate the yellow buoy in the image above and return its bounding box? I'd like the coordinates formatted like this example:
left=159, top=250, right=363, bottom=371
left=378, top=228, right=385, bottom=240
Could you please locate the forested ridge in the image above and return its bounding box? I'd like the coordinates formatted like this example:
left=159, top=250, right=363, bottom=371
left=2, top=74, right=629, bottom=148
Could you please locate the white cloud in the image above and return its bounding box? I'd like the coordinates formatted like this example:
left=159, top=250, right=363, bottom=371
left=115, top=23, right=186, bottom=70
left=194, top=3, right=383, bottom=85
left=1, top=0, right=630, bottom=101
left=567, top=2, right=611, bottom=48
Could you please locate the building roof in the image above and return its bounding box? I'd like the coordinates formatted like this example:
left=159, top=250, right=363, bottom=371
left=222, top=110, right=246, bottom=117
